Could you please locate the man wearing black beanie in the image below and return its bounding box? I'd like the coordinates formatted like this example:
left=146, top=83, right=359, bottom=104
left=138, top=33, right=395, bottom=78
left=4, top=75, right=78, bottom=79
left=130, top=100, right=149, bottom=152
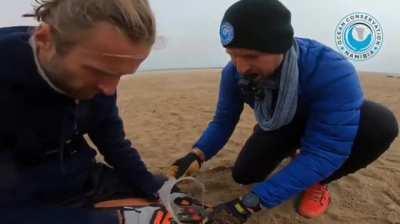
left=169, top=0, right=398, bottom=222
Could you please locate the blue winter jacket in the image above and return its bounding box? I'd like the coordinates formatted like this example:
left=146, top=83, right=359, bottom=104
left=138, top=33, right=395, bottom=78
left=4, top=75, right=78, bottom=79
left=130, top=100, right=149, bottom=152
left=0, top=26, right=160, bottom=223
left=194, top=38, right=364, bottom=208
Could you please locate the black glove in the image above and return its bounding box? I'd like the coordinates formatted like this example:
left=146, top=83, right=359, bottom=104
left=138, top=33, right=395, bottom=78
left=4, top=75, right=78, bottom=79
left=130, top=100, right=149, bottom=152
left=168, top=152, right=203, bottom=178
left=208, top=193, right=261, bottom=224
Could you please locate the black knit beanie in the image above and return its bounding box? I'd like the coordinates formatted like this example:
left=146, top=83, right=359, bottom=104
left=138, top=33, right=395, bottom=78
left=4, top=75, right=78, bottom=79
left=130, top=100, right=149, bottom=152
left=220, top=0, right=294, bottom=54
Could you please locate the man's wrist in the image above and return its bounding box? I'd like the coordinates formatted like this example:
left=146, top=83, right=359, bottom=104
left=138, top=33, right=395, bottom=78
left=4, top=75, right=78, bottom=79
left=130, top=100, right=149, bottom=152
left=191, top=147, right=206, bottom=162
left=241, top=192, right=262, bottom=212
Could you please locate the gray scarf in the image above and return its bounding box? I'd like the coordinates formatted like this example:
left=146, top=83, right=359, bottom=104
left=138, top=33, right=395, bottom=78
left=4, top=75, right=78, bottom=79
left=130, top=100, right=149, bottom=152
left=254, top=41, right=299, bottom=131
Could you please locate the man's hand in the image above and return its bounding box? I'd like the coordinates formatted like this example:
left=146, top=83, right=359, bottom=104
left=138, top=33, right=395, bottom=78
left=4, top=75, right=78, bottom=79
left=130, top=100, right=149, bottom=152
left=208, top=193, right=261, bottom=224
left=167, top=149, right=205, bottom=178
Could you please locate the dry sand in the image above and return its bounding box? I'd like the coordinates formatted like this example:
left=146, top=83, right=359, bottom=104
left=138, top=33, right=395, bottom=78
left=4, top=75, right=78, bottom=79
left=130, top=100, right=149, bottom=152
left=116, top=69, right=400, bottom=224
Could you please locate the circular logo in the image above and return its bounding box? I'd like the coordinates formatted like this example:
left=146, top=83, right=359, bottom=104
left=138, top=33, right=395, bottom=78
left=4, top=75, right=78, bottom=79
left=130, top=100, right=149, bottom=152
left=335, top=12, right=383, bottom=61
left=220, top=22, right=235, bottom=45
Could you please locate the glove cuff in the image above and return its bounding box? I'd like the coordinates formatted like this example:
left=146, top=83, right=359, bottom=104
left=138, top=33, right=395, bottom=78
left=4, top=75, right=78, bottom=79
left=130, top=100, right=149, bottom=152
left=188, top=152, right=203, bottom=167
left=228, top=199, right=252, bottom=221
left=191, top=147, right=206, bottom=163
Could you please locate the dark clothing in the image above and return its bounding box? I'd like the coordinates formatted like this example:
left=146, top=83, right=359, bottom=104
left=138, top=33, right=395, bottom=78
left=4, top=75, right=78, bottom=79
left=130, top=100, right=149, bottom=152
left=232, top=100, right=398, bottom=186
left=0, top=26, right=162, bottom=223
left=1, top=159, right=148, bottom=223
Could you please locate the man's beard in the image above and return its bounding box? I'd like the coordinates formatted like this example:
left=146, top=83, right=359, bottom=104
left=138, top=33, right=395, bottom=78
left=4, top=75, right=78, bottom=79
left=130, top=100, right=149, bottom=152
left=42, top=61, right=69, bottom=93
left=238, top=75, right=265, bottom=101
left=43, top=64, right=85, bottom=99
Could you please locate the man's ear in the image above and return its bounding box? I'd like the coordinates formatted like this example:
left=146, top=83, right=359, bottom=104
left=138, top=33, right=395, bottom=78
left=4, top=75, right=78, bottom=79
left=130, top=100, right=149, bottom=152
left=34, top=24, right=54, bottom=51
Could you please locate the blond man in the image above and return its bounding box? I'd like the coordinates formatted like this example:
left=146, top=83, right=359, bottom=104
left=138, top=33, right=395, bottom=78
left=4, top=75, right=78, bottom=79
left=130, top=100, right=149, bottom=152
left=0, top=0, right=171, bottom=223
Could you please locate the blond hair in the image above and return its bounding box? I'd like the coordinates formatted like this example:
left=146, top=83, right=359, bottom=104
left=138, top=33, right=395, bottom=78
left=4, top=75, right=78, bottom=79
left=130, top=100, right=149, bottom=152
left=32, top=0, right=156, bottom=53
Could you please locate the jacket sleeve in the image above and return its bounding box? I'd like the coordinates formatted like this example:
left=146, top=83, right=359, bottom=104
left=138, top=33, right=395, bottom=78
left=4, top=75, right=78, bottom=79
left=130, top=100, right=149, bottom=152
left=194, top=63, right=244, bottom=159
left=252, top=52, right=364, bottom=208
left=88, top=94, right=162, bottom=198
left=2, top=207, right=119, bottom=224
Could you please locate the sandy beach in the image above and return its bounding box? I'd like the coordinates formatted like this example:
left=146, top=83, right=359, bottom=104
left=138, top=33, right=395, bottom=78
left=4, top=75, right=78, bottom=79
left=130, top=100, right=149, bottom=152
left=115, top=69, right=400, bottom=223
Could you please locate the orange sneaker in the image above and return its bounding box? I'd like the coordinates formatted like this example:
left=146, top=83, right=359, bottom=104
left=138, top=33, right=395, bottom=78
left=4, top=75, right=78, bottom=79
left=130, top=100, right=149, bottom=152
left=297, top=183, right=331, bottom=219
